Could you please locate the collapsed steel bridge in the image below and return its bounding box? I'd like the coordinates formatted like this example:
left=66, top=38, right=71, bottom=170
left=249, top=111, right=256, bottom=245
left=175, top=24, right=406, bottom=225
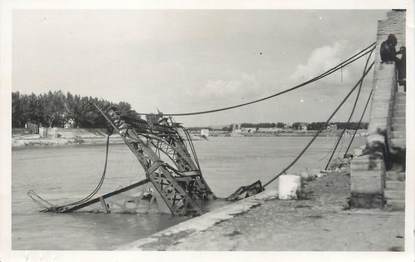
left=29, top=104, right=262, bottom=216
left=90, top=105, right=217, bottom=216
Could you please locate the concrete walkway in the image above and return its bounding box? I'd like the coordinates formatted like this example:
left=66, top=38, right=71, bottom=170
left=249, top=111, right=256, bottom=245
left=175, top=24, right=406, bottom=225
left=119, top=173, right=405, bottom=251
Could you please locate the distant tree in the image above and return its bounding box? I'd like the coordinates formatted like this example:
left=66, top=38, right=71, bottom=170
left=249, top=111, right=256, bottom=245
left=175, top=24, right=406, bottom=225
left=307, top=122, right=327, bottom=130
left=291, top=122, right=302, bottom=130
left=12, top=92, right=22, bottom=127
left=222, top=125, right=232, bottom=132
left=241, top=123, right=252, bottom=128
left=276, top=122, right=285, bottom=128
left=241, top=122, right=280, bottom=128
left=11, top=90, right=143, bottom=129
left=44, top=91, right=66, bottom=127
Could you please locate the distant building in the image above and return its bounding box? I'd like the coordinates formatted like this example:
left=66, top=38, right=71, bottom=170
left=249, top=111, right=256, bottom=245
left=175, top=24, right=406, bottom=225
left=291, top=122, right=308, bottom=131
left=257, top=127, right=283, bottom=133
left=241, top=127, right=257, bottom=133
left=232, top=123, right=241, bottom=130
left=327, top=124, right=338, bottom=131
left=25, top=122, right=39, bottom=134
left=231, top=123, right=243, bottom=136
left=200, top=129, right=209, bottom=138
left=64, top=118, right=75, bottom=128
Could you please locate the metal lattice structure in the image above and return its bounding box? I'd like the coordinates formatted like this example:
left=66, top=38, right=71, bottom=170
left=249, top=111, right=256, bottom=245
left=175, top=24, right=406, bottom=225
left=97, top=106, right=215, bottom=216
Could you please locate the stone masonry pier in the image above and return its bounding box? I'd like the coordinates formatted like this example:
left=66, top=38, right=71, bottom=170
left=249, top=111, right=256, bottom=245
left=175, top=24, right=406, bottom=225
left=350, top=10, right=406, bottom=209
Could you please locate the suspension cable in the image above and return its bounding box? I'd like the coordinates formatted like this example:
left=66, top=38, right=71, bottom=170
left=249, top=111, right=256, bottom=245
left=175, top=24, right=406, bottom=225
left=263, top=61, right=374, bottom=188
left=136, top=42, right=376, bottom=117
left=324, top=47, right=374, bottom=170
left=37, top=135, right=111, bottom=212
left=343, top=89, right=374, bottom=157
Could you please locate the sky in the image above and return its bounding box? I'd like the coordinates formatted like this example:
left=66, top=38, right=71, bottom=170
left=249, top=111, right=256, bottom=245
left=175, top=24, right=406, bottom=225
left=12, top=10, right=388, bottom=126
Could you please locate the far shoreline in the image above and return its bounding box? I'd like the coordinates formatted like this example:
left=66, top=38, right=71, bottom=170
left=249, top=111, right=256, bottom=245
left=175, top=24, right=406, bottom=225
left=11, top=130, right=368, bottom=150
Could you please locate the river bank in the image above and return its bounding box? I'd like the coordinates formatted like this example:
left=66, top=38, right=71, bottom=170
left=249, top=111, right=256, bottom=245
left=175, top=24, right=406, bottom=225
left=12, top=128, right=124, bottom=148
left=11, top=128, right=367, bottom=149
left=12, top=135, right=124, bottom=149
left=119, top=171, right=405, bottom=251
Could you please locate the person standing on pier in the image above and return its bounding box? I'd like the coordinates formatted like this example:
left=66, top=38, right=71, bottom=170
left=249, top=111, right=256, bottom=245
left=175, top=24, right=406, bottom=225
left=380, top=34, right=406, bottom=89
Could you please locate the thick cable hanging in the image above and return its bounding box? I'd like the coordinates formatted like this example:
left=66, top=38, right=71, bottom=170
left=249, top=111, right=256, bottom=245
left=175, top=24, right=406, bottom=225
left=263, top=61, right=374, bottom=188
left=343, top=89, right=374, bottom=157
left=28, top=43, right=378, bottom=212
left=136, top=42, right=376, bottom=117
left=324, top=47, right=374, bottom=170
left=28, top=135, right=111, bottom=212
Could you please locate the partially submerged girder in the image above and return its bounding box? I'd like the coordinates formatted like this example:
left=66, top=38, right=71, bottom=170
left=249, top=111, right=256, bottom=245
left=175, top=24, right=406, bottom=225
left=96, top=105, right=216, bottom=216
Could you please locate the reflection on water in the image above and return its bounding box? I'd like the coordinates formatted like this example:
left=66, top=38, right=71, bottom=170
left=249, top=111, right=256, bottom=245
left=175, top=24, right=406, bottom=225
left=12, top=136, right=364, bottom=250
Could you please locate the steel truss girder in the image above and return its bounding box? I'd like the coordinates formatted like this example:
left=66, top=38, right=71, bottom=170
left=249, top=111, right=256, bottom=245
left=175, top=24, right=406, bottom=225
left=95, top=106, right=215, bottom=216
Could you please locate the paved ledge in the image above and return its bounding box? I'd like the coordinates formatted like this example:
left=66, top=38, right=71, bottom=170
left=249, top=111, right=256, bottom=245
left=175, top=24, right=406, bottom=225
left=117, top=173, right=404, bottom=251
left=117, top=189, right=279, bottom=250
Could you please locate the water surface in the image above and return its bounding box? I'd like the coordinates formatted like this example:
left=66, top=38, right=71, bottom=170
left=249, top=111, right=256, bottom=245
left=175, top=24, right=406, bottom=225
left=12, top=136, right=364, bottom=250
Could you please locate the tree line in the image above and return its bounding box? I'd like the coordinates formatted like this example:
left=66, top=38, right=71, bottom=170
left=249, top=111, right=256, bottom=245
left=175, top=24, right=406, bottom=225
left=221, top=121, right=368, bottom=131
left=241, top=122, right=286, bottom=128
left=301, top=122, right=369, bottom=130
left=12, top=91, right=138, bottom=128
left=12, top=90, right=370, bottom=130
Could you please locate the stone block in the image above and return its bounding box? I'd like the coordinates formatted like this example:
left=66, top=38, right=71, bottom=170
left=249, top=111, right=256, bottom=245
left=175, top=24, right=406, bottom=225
left=350, top=193, right=384, bottom=209
left=385, top=200, right=405, bottom=211
left=392, top=131, right=405, bottom=138
left=351, top=155, right=384, bottom=170
left=392, top=123, right=405, bottom=130
left=391, top=138, right=406, bottom=149
left=384, top=190, right=405, bottom=200
left=351, top=156, right=385, bottom=196
left=385, top=181, right=405, bottom=190
left=351, top=170, right=385, bottom=194
left=366, top=133, right=386, bottom=149
left=373, top=64, right=396, bottom=80
left=368, top=121, right=388, bottom=134
left=392, top=116, right=405, bottom=124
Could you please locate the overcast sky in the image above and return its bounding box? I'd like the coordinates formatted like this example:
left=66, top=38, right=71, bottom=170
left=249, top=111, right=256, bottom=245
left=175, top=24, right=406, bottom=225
left=13, top=10, right=387, bottom=126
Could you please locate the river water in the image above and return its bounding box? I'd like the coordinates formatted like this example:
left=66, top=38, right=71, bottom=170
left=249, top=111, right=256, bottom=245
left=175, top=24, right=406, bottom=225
left=12, top=136, right=364, bottom=250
